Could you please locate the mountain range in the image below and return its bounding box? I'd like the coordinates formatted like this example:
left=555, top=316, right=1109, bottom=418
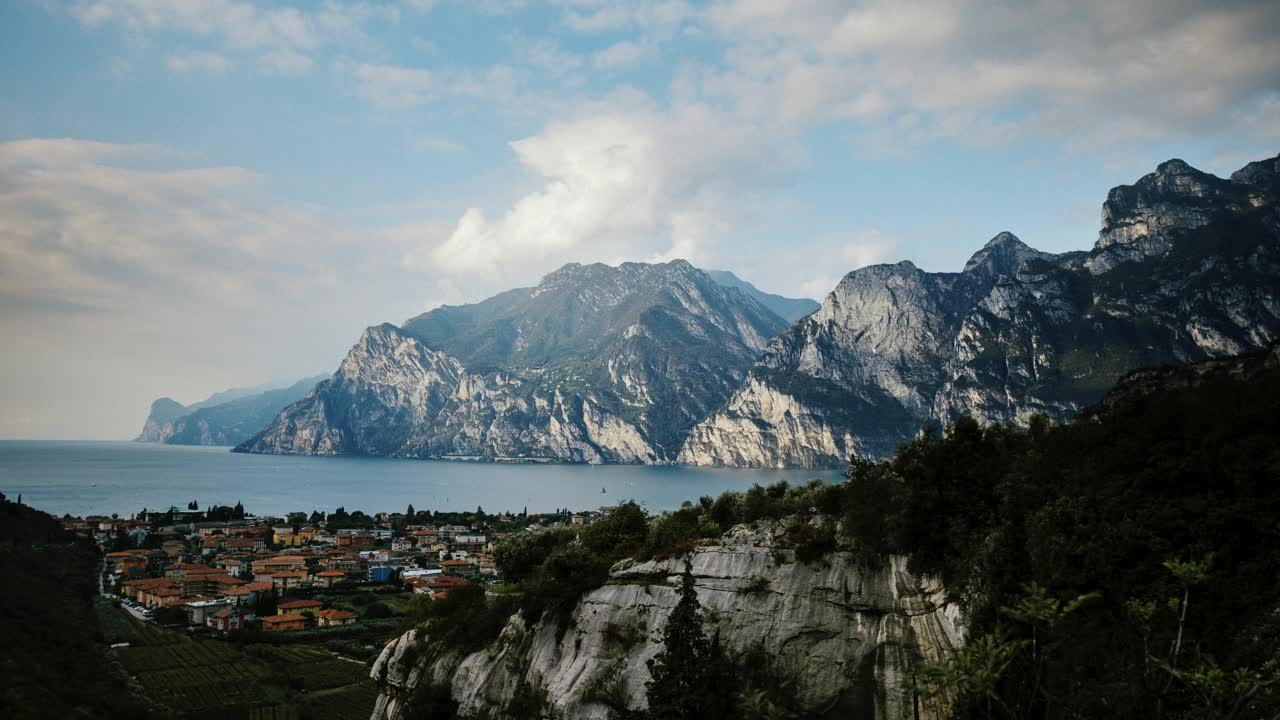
left=231, top=153, right=1277, bottom=467
left=235, top=261, right=793, bottom=461
left=136, top=376, right=325, bottom=447
left=681, top=154, right=1280, bottom=466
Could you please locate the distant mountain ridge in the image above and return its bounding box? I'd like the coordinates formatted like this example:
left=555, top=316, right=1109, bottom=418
left=704, top=270, right=819, bottom=322
left=136, top=376, right=325, bottom=446
left=236, top=260, right=791, bottom=462
left=679, top=154, right=1280, bottom=467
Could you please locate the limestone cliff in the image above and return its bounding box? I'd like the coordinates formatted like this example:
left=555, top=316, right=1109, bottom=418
left=238, top=261, right=791, bottom=462
left=369, top=522, right=962, bottom=720
left=681, top=154, right=1280, bottom=467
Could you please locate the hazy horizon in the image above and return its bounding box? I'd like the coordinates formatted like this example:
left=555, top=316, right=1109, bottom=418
left=3, top=0, right=1278, bottom=440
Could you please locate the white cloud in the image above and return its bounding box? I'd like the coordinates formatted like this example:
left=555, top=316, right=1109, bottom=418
left=558, top=0, right=693, bottom=34
left=592, top=41, right=648, bottom=69
left=405, top=94, right=806, bottom=291
left=701, top=0, right=1280, bottom=148
left=67, top=0, right=401, bottom=77
left=0, top=138, right=429, bottom=439
left=411, top=135, right=465, bottom=153
left=510, top=35, right=583, bottom=75
left=350, top=62, right=437, bottom=108
left=166, top=51, right=231, bottom=74
left=259, top=48, right=313, bottom=75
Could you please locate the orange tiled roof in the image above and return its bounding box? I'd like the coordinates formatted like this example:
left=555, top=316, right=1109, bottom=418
left=278, top=600, right=323, bottom=610
left=315, top=570, right=346, bottom=577
left=427, top=575, right=468, bottom=589
left=315, top=609, right=356, bottom=619
left=210, top=575, right=247, bottom=585
left=128, top=578, right=179, bottom=590
left=262, top=613, right=306, bottom=624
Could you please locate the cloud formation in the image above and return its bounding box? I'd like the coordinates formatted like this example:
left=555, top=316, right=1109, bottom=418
left=701, top=0, right=1280, bottom=145
left=408, top=95, right=805, bottom=291
left=0, top=139, right=425, bottom=439
left=69, top=0, right=400, bottom=76
left=9, top=0, right=1280, bottom=442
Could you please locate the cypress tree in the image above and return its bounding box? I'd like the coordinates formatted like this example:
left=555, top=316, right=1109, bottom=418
left=646, top=555, right=726, bottom=719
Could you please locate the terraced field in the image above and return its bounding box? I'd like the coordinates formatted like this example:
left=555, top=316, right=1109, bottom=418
left=105, top=611, right=376, bottom=719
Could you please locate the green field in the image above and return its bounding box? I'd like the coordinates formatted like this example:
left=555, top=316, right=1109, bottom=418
left=105, top=611, right=377, bottom=720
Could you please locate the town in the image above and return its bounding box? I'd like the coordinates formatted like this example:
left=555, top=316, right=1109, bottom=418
left=70, top=502, right=615, bottom=636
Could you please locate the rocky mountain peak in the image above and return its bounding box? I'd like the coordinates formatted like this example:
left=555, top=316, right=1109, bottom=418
left=682, top=151, right=1280, bottom=468
left=1230, top=153, right=1280, bottom=196
left=962, top=231, right=1049, bottom=278
left=1095, top=157, right=1248, bottom=255
left=1154, top=158, right=1196, bottom=176
left=241, top=258, right=791, bottom=463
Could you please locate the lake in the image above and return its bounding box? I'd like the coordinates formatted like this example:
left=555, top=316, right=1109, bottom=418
left=0, top=441, right=842, bottom=518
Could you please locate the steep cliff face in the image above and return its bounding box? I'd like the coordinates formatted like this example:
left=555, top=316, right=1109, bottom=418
left=682, top=154, right=1280, bottom=467
left=135, top=378, right=323, bottom=446
left=238, top=261, right=790, bottom=462
left=370, top=522, right=962, bottom=720
left=135, top=398, right=188, bottom=442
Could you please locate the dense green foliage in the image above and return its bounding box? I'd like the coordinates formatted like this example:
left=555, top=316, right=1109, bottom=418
left=417, top=349, right=1280, bottom=719
left=0, top=498, right=157, bottom=719
left=842, top=354, right=1280, bottom=718
left=403, top=582, right=519, bottom=654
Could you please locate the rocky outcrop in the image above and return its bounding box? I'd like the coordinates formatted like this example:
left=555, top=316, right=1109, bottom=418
left=238, top=261, right=790, bottom=462
left=135, top=398, right=188, bottom=442
left=682, top=154, right=1280, bottom=467
left=370, top=522, right=962, bottom=720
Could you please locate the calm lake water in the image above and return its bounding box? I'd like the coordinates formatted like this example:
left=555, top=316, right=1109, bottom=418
left=0, top=441, right=841, bottom=518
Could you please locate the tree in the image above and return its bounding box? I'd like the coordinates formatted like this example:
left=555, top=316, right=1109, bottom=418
left=494, top=528, right=572, bottom=584
left=646, top=556, right=733, bottom=719
left=581, top=502, right=648, bottom=558
left=406, top=503, right=415, bottom=520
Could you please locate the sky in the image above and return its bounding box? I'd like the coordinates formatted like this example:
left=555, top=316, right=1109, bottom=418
left=1, top=0, right=1278, bottom=440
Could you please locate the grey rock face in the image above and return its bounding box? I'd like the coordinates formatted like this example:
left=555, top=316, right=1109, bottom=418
left=238, top=261, right=790, bottom=462
left=369, top=522, right=962, bottom=720
left=682, top=154, right=1280, bottom=467
left=135, top=398, right=188, bottom=442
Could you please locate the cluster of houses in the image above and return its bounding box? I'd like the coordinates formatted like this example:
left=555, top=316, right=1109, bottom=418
left=91, top=510, right=526, bottom=634
left=80, top=503, right=621, bottom=636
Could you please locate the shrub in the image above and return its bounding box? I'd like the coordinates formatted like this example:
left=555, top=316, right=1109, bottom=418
left=363, top=602, right=392, bottom=619
left=405, top=582, right=518, bottom=653
left=787, top=520, right=836, bottom=566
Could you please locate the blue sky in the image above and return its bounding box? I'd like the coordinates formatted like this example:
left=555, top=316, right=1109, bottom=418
left=2, top=0, right=1278, bottom=439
